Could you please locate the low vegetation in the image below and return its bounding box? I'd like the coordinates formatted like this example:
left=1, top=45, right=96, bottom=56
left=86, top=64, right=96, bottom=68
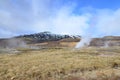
left=0, top=47, right=120, bottom=80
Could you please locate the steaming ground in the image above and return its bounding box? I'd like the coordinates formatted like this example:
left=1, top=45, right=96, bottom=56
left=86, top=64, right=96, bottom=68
left=0, top=38, right=39, bottom=54
left=0, top=35, right=120, bottom=54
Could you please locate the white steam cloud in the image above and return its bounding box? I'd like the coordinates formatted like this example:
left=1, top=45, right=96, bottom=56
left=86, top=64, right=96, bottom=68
left=75, top=36, right=91, bottom=48
left=0, top=0, right=120, bottom=38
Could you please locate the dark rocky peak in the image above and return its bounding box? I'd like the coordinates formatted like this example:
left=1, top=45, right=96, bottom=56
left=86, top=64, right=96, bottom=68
left=16, top=32, right=81, bottom=43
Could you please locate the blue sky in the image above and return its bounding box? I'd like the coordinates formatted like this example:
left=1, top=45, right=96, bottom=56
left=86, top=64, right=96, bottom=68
left=75, top=0, right=120, bottom=9
left=0, top=0, right=120, bottom=38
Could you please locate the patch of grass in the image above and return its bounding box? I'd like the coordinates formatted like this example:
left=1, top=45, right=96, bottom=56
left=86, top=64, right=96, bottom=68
left=0, top=47, right=120, bottom=80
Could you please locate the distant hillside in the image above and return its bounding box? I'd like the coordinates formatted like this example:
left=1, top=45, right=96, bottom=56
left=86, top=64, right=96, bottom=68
left=16, top=31, right=81, bottom=43
left=0, top=32, right=81, bottom=48
left=89, top=36, right=120, bottom=47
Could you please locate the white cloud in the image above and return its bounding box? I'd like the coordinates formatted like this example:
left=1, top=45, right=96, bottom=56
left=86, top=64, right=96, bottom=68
left=51, top=6, right=91, bottom=35
left=31, top=4, right=91, bottom=35
left=0, top=0, right=120, bottom=38
left=94, top=9, right=120, bottom=36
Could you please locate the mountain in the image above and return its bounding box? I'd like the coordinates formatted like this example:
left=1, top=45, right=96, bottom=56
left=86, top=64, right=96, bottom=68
left=0, top=32, right=81, bottom=48
left=15, top=31, right=81, bottom=43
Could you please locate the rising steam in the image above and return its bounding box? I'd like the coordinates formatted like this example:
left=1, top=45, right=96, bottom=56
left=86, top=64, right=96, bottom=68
left=75, top=36, right=91, bottom=48
left=0, top=38, right=28, bottom=49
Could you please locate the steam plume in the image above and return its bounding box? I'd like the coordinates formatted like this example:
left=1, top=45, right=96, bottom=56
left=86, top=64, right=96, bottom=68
left=75, top=36, right=91, bottom=48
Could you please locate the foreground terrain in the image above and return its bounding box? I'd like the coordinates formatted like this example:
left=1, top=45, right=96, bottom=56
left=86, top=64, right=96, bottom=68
left=0, top=47, right=120, bottom=80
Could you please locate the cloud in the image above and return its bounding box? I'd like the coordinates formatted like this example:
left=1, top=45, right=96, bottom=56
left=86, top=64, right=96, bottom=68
left=31, top=4, right=91, bottom=35
left=51, top=5, right=91, bottom=35
left=0, top=0, right=120, bottom=38
left=94, top=9, right=120, bottom=36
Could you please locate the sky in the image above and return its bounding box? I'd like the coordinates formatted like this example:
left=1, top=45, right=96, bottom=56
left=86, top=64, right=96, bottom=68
left=0, top=0, right=120, bottom=38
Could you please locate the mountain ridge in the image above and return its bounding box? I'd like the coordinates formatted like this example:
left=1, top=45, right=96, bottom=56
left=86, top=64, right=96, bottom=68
left=15, top=31, right=81, bottom=43
left=0, top=32, right=120, bottom=48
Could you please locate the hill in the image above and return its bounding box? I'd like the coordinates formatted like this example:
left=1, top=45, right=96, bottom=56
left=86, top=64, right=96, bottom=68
left=0, top=32, right=120, bottom=48
left=0, top=32, right=80, bottom=48
left=90, top=36, right=120, bottom=47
